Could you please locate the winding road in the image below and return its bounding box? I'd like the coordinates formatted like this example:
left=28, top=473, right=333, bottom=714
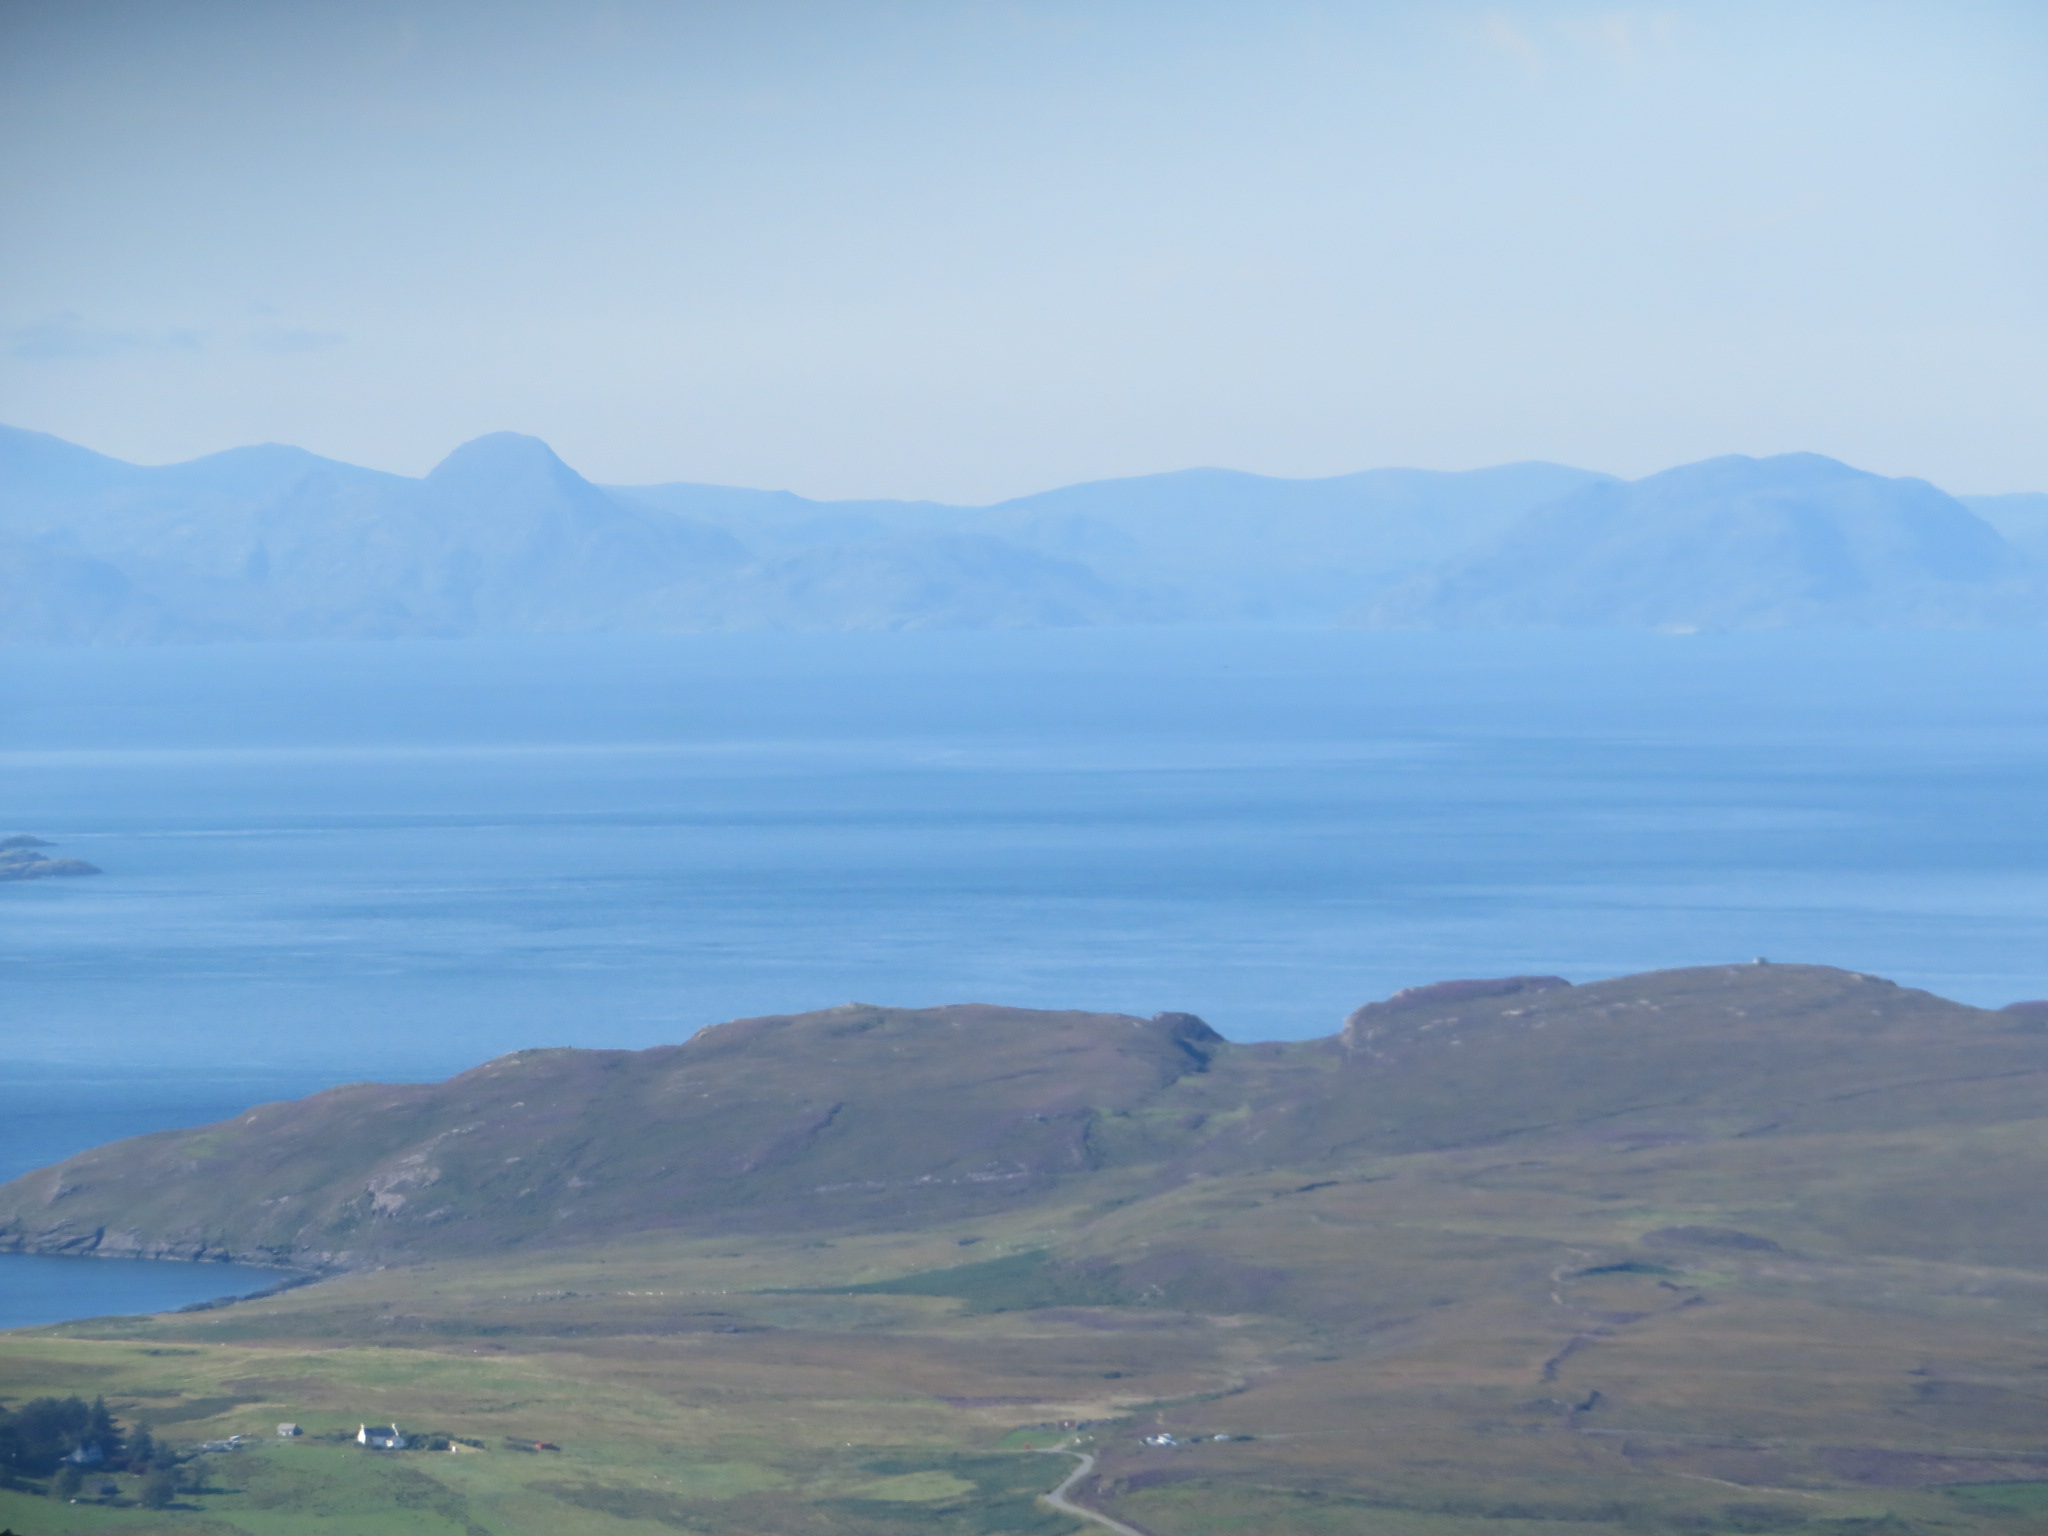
left=1036, top=1450, right=1151, bottom=1536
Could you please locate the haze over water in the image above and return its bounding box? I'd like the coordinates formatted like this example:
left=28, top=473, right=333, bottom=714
left=8, top=626, right=2048, bottom=1176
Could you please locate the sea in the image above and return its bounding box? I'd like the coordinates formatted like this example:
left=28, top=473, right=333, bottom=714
left=4, top=625, right=2047, bottom=1325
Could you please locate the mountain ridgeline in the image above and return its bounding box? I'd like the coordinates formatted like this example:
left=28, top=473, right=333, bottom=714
left=7, top=963, right=2047, bottom=1274
left=3, top=423, right=2041, bottom=640
left=1359, top=453, right=2040, bottom=630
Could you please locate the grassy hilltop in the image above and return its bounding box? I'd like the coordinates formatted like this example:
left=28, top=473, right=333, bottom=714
left=3, top=964, right=2048, bottom=1535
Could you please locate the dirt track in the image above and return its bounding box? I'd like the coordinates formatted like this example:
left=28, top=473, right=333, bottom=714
left=1038, top=1449, right=1151, bottom=1536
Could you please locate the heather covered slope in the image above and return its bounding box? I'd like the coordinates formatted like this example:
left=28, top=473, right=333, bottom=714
left=0, top=1004, right=1229, bottom=1267
left=7, top=964, right=2046, bottom=1275
left=1307, top=962, right=2048, bottom=1158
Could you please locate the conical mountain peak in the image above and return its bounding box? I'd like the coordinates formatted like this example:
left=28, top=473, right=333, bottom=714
left=426, top=432, right=582, bottom=486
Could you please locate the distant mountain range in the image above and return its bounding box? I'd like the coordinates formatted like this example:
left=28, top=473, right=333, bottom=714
left=1, top=424, right=2040, bottom=641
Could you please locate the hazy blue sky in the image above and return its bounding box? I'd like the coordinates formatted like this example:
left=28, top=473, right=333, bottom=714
left=2, top=1, right=2042, bottom=501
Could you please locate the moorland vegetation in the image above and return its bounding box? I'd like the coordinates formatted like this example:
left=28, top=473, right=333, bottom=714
left=2, top=963, right=2047, bottom=1535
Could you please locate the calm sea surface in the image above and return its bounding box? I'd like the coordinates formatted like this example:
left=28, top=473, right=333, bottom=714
left=0, top=1253, right=282, bottom=1331
left=4, top=627, right=2047, bottom=1320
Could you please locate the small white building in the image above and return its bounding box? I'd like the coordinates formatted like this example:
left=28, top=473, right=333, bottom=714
left=357, top=1424, right=405, bottom=1450
left=277, top=1423, right=301, bottom=1438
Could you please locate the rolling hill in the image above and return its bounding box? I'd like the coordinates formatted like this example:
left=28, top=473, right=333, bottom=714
left=7, top=963, right=2047, bottom=1277
left=6, top=962, right=2048, bottom=1534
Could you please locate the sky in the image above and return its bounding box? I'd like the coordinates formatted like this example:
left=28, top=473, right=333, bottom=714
left=1, top=0, right=2043, bottom=503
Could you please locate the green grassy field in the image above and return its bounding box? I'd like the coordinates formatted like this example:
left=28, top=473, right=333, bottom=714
left=7, top=1138, right=2048, bottom=1535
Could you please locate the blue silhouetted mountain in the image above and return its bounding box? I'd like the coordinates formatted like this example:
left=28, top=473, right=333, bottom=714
left=0, top=532, right=171, bottom=643
left=0, top=422, right=142, bottom=499
left=658, top=533, right=1142, bottom=630
left=0, top=427, right=1611, bottom=639
left=1356, top=454, right=2041, bottom=630
left=0, top=426, right=1151, bottom=638
left=413, top=433, right=753, bottom=630
left=986, top=463, right=1612, bottom=618
left=3, top=428, right=2042, bottom=640
left=1962, top=492, right=2048, bottom=567
left=618, top=461, right=1609, bottom=621
left=0, top=428, right=747, bottom=640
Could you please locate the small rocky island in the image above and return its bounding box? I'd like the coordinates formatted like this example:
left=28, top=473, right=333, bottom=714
left=0, top=834, right=101, bottom=882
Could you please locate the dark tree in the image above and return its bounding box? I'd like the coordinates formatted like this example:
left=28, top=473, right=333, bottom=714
left=139, top=1464, right=178, bottom=1509
left=0, top=1397, right=92, bottom=1476
left=51, top=1463, right=82, bottom=1500
left=85, top=1397, right=119, bottom=1459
